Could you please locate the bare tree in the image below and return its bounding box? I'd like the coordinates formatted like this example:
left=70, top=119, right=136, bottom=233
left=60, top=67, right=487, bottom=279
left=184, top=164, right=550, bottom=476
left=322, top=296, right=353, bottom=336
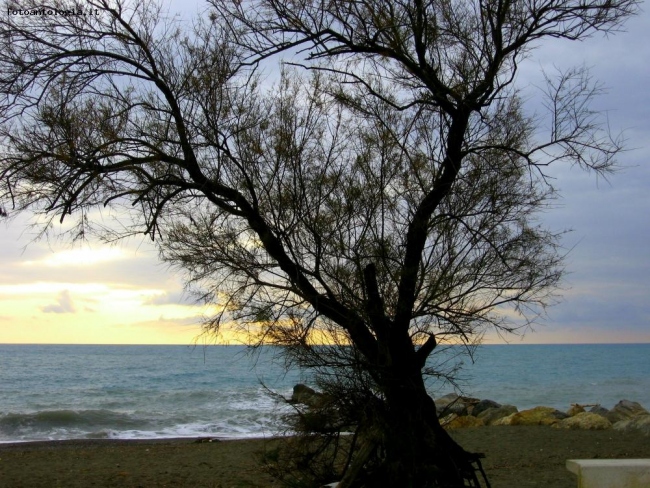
left=0, top=0, right=635, bottom=486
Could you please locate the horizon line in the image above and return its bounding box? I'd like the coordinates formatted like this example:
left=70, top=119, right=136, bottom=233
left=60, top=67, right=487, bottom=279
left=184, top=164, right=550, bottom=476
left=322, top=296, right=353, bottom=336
left=1, top=342, right=649, bottom=346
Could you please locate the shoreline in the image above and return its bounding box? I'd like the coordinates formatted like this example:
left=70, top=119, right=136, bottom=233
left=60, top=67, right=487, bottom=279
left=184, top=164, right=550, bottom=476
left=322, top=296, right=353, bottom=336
left=0, top=435, right=290, bottom=447
left=0, top=435, right=283, bottom=448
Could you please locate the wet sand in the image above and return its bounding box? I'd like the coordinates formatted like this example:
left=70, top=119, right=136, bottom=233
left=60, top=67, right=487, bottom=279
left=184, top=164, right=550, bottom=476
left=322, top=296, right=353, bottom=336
left=1, top=426, right=649, bottom=487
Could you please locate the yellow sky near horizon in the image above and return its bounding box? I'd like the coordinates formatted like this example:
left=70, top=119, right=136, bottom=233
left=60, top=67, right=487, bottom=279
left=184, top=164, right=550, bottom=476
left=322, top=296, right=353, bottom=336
left=0, top=283, right=199, bottom=345
left=1, top=238, right=223, bottom=345
left=1, top=2, right=650, bottom=346
left=1, top=241, right=648, bottom=346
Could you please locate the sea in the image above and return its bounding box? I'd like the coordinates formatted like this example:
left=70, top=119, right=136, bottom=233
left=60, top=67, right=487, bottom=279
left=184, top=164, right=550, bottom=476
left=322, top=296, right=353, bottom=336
left=1, top=344, right=649, bottom=443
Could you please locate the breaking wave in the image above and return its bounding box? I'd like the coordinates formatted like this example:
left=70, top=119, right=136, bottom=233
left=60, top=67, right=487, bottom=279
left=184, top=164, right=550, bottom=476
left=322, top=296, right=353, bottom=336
left=0, top=405, right=291, bottom=442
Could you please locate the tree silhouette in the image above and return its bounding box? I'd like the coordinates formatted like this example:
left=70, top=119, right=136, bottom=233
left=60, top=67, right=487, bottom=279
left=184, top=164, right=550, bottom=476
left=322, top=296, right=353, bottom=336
left=0, top=0, right=636, bottom=485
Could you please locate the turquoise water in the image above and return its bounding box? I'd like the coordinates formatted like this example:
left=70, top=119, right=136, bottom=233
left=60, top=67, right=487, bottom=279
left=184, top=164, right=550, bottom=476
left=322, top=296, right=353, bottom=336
left=433, top=344, right=650, bottom=410
left=0, top=345, right=304, bottom=442
left=1, top=344, right=648, bottom=442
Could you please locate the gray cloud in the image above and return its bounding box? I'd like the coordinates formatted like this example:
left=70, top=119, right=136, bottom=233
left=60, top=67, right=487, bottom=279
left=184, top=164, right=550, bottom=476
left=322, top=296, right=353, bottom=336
left=514, top=9, right=650, bottom=342
left=41, top=290, right=76, bottom=314
left=144, top=290, right=196, bottom=306
left=1, top=4, right=649, bottom=343
left=1, top=214, right=183, bottom=291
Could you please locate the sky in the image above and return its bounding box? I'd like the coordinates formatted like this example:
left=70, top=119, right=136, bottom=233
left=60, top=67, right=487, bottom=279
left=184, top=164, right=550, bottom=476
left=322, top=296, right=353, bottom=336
left=1, top=1, right=649, bottom=345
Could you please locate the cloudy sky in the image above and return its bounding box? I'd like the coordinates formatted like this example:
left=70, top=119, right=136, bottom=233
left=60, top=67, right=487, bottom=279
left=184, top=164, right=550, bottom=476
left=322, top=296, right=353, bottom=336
left=1, top=1, right=648, bottom=344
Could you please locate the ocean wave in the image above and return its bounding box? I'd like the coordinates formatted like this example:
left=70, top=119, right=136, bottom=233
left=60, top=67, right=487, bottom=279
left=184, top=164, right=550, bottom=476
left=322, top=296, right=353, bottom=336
left=2, top=344, right=648, bottom=442
left=0, top=409, right=147, bottom=437
left=0, top=407, right=289, bottom=442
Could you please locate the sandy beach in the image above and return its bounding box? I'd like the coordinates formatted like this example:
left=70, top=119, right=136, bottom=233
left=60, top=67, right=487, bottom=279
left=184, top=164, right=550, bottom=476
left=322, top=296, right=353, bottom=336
left=1, top=426, right=649, bottom=487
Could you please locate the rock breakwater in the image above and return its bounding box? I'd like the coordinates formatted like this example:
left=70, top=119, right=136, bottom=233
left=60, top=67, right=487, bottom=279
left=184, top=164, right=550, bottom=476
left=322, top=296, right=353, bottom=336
left=436, top=394, right=650, bottom=435
left=289, top=384, right=650, bottom=436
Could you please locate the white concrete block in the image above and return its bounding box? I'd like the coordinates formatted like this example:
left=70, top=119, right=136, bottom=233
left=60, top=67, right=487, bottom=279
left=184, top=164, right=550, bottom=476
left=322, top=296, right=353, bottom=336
left=566, top=459, right=650, bottom=488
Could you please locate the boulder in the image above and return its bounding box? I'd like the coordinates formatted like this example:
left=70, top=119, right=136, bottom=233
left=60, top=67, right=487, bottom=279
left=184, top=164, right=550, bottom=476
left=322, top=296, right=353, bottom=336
left=606, top=400, right=649, bottom=424
left=494, top=406, right=567, bottom=426
left=631, top=416, right=650, bottom=436
left=436, top=393, right=459, bottom=406
left=492, top=413, right=517, bottom=426
left=435, top=393, right=469, bottom=416
left=477, top=405, right=518, bottom=426
left=439, top=413, right=458, bottom=426
left=613, top=419, right=632, bottom=431
left=462, top=398, right=481, bottom=416
left=444, top=415, right=485, bottom=430
left=444, top=402, right=469, bottom=416
left=589, top=405, right=610, bottom=418
left=472, top=399, right=502, bottom=417
left=613, top=415, right=650, bottom=436
left=290, top=384, right=327, bottom=408
left=553, top=412, right=612, bottom=430
left=567, top=404, right=585, bottom=417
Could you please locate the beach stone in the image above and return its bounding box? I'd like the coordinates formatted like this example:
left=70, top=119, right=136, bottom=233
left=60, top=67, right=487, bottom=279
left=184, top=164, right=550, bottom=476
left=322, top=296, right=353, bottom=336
left=462, top=397, right=481, bottom=415
left=446, top=403, right=470, bottom=416
left=613, top=419, right=632, bottom=431
left=553, top=412, right=612, bottom=430
left=444, top=415, right=485, bottom=430
left=435, top=393, right=458, bottom=411
left=567, top=404, right=585, bottom=417
left=440, top=413, right=458, bottom=426
left=472, top=399, right=502, bottom=417
left=613, top=415, right=650, bottom=436
left=194, top=437, right=221, bottom=443
left=495, top=406, right=567, bottom=426
left=435, top=393, right=469, bottom=416
left=477, top=405, right=518, bottom=425
left=290, top=384, right=327, bottom=408
left=492, top=413, right=517, bottom=426
left=631, top=416, right=650, bottom=436
left=589, top=405, right=610, bottom=418
left=435, top=393, right=459, bottom=408
left=606, top=400, right=649, bottom=424
left=436, top=392, right=459, bottom=404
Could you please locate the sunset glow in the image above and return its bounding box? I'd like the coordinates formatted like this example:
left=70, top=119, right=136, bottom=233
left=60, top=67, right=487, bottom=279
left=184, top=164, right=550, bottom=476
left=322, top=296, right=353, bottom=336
left=1, top=1, right=649, bottom=346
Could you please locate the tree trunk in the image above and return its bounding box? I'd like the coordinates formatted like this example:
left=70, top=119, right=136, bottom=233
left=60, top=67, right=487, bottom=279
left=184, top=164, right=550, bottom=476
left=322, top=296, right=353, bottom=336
left=361, top=367, right=487, bottom=488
